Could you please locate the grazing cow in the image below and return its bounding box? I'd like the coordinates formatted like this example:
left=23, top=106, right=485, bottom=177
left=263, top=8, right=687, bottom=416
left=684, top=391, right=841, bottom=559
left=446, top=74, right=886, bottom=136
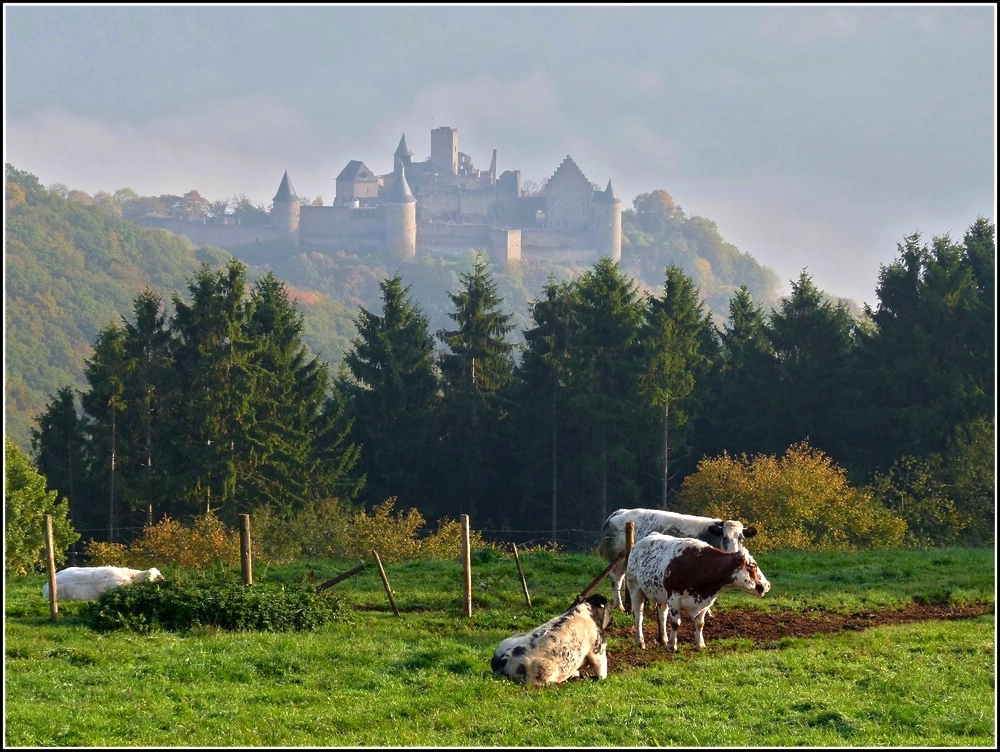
left=491, top=593, right=613, bottom=686
left=41, top=566, right=163, bottom=601
left=598, top=508, right=758, bottom=611
left=626, top=533, right=770, bottom=651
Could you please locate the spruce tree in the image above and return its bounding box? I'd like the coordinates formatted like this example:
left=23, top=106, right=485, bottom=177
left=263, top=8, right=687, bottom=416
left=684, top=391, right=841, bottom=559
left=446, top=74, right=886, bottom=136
left=342, top=273, right=439, bottom=511
left=564, top=258, right=646, bottom=531
left=436, top=253, right=516, bottom=524
left=640, top=264, right=717, bottom=508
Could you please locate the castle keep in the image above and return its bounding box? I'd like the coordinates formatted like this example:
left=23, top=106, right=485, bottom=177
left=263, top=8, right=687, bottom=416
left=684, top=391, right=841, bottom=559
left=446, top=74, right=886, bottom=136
left=148, top=126, right=622, bottom=266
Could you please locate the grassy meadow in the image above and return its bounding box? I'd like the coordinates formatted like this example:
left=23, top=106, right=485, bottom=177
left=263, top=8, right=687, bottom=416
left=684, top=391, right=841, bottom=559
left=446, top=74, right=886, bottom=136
left=4, top=547, right=996, bottom=747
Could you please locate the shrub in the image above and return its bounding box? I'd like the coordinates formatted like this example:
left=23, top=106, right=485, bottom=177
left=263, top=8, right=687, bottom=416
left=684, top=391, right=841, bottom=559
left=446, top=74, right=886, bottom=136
left=869, top=455, right=971, bottom=548
left=678, top=440, right=907, bottom=552
left=84, top=513, right=240, bottom=570
left=250, top=496, right=354, bottom=565
left=87, top=575, right=347, bottom=633
left=344, top=499, right=489, bottom=564
left=251, top=497, right=491, bottom=565
left=4, top=438, right=80, bottom=576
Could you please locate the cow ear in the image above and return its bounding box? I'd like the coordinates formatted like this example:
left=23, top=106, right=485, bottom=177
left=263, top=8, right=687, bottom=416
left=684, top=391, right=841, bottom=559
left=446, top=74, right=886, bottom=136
left=745, top=526, right=758, bottom=538
left=708, top=522, right=723, bottom=536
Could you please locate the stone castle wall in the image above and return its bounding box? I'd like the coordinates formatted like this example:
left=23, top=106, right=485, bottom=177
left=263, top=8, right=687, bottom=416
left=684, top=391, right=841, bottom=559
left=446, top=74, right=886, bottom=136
left=136, top=216, right=281, bottom=247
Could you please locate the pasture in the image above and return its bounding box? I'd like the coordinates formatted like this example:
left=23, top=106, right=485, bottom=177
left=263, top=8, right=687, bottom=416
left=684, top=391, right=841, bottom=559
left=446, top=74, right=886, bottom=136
left=4, top=547, right=995, bottom=747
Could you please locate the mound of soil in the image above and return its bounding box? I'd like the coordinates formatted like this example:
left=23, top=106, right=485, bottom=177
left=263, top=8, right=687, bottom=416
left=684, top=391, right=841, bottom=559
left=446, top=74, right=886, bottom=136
left=607, top=601, right=994, bottom=670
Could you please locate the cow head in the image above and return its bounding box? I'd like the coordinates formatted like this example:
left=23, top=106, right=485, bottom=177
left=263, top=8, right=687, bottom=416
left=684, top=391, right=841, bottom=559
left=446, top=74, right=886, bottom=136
left=139, top=568, right=163, bottom=583
left=584, top=593, right=613, bottom=631
left=718, top=521, right=757, bottom=553
left=735, top=550, right=770, bottom=596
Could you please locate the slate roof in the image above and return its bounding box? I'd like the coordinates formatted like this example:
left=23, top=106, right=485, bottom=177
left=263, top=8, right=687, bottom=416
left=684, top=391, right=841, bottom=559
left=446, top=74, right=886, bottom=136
left=387, top=166, right=416, bottom=204
left=336, top=160, right=377, bottom=182
left=272, top=170, right=298, bottom=202
left=395, top=133, right=413, bottom=158
left=593, top=179, right=622, bottom=204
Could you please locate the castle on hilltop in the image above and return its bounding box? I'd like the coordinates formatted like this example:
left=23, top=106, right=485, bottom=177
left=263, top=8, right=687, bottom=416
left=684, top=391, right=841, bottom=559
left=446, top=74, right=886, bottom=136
left=142, top=125, right=622, bottom=266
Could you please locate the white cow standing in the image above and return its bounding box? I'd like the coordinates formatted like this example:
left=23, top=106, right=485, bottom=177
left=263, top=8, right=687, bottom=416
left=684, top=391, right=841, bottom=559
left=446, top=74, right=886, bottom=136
left=626, top=533, right=770, bottom=652
left=41, top=566, right=163, bottom=601
left=598, top=508, right=758, bottom=611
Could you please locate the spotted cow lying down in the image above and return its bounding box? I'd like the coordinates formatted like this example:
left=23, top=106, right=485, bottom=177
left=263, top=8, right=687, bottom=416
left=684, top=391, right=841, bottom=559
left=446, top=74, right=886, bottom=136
left=492, top=593, right=613, bottom=686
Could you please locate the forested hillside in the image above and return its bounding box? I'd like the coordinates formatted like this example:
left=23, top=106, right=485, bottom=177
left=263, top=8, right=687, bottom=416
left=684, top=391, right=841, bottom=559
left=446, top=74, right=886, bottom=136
left=4, top=166, right=356, bottom=451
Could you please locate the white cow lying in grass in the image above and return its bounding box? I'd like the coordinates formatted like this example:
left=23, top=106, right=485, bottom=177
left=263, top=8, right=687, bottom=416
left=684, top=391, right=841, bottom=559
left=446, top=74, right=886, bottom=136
left=491, top=593, right=613, bottom=686
left=41, top=566, right=163, bottom=601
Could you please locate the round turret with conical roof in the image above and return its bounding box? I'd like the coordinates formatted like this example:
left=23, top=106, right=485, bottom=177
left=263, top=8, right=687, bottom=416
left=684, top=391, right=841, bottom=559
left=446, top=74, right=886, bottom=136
left=384, top=165, right=417, bottom=261
left=271, top=170, right=301, bottom=246
left=592, top=178, right=622, bottom=262
left=394, top=133, right=413, bottom=173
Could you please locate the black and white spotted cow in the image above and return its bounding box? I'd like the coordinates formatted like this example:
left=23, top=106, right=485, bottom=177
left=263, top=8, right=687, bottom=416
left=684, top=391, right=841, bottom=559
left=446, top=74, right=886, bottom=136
left=598, top=508, right=758, bottom=611
left=491, top=593, right=613, bottom=686
left=626, top=532, right=770, bottom=652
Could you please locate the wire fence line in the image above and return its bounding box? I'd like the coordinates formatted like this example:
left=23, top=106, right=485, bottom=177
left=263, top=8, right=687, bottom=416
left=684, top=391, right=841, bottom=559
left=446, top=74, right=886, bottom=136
left=63, top=525, right=606, bottom=554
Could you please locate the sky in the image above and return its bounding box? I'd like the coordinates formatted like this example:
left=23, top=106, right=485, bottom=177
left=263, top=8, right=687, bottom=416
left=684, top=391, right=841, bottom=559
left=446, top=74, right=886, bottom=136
left=4, top=4, right=996, bottom=306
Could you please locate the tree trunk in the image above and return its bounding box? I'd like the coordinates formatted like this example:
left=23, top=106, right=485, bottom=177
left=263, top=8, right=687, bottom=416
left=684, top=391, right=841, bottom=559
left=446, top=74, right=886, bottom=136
left=550, top=391, right=557, bottom=543
left=109, top=411, right=117, bottom=542
left=599, top=432, right=607, bottom=530
left=661, top=400, right=669, bottom=510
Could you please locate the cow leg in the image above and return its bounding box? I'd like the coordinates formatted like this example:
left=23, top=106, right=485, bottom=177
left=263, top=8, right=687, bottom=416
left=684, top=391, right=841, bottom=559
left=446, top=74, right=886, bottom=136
left=667, top=606, right=682, bottom=652
left=610, top=560, right=627, bottom=611
left=631, top=589, right=646, bottom=649
left=693, top=608, right=708, bottom=650
left=588, top=646, right=608, bottom=680
left=656, top=603, right=669, bottom=648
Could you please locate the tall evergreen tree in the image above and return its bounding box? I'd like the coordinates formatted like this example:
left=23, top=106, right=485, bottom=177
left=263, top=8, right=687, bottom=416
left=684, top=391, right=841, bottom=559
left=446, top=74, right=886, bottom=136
left=121, top=288, right=174, bottom=526
left=243, top=272, right=336, bottom=511
left=861, top=219, right=995, bottom=472
left=564, top=258, right=647, bottom=532
left=514, top=277, right=577, bottom=540
left=695, top=286, right=778, bottom=461
left=768, top=271, right=860, bottom=464
left=640, top=264, right=717, bottom=508
left=342, top=273, right=439, bottom=511
left=31, top=386, right=94, bottom=538
left=436, top=253, right=516, bottom=524
left=166, top=259, right=260, bottom=523
left=79, top=323, right=130, bottom=541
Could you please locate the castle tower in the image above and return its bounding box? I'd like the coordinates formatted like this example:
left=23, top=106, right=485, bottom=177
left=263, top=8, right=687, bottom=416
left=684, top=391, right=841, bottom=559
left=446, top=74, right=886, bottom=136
left=593, top=178, right=622, bottom=262
left=394, top=133, right=413, bottom=173
left=271, top=170, right=300, bottom=246
left=384, top=165, right=417, bottom=261
left=430, top=126, right=458, bottom=176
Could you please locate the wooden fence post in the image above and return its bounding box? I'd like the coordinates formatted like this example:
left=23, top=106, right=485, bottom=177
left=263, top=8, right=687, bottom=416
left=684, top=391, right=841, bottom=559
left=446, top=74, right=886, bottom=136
left=239, top=514, right=253, bottom=585
left=461, top=514, right=472, bottom=618
left=43, top=514, right=59, bottom=623
left=372, top=550, right=400, bottom=616
left=512, top=543, right=532, bottom=608
left=624, top=520, right=635, bottom=611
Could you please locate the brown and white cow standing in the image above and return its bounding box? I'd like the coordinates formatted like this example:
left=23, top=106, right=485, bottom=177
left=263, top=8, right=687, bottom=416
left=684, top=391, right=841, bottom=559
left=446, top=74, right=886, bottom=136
left=625, top=532, right=770, bottom=652
left=598, top=508, right=758, bottom=611
left=491, top=594, right=613, bottom=686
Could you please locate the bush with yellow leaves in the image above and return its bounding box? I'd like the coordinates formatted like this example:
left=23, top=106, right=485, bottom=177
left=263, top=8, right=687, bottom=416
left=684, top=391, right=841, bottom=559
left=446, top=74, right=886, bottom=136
left=84, top=513, right=240, bottom=570
left=677, top=440, right=907, bottom=552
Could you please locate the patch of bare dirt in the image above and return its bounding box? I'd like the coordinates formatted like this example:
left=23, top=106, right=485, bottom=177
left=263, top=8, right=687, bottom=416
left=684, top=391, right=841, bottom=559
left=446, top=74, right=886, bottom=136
left=607, top=601, right=994, bottom=670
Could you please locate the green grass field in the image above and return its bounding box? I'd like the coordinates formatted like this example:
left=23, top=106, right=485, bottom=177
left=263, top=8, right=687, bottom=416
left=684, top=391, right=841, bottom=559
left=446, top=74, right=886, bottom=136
left=4, top=548, right=995, bottom=747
